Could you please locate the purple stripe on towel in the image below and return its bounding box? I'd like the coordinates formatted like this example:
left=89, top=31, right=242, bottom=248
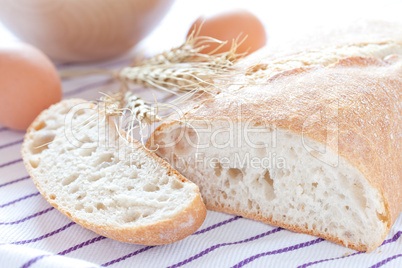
left=102, top=246, right=155, bottom=267
left=20, top=216, right=243, bottom=268
left=59, top=236, right=107, bottom=255
left=169, top=227, right=283, bottom=268
left=57, top=57, right=132, bottom=71
left=193, top=216, right=241, bottom=235
left=21, top=236, right=108, bottom=268
left=381, top=231, right=402, bottom=245
left=11, top=222, right=76, bottom=245
left=101, top=215, right=242, bottom=267
left=0, top=139, right=24, bottom=150
left=21, top=254, right=52, bottom=268
left=369, top=254, right=402, bottom=268
left=63, top=79, right=114, bottom=97
left=0, top=207, right=54, bottom=225
left=0, top=158, right=23, bottom=169
left=103, top=58, right=132, bottom=69
left=299, top=251, right=362, bottom=268
left=297, top=231, right=402, bottom=268
left=95, top=58, right=133, bottom=69
left=0, top=127, right=8, bottom=132
left=232, top=238, right=323, bottom=268
left=0, top=175, right=30, bottom=188
left=0, top=192, right=40, bottom=208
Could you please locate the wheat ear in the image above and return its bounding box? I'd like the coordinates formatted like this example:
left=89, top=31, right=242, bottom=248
left=118, top=29, right=245, bottom=94
left=142, top=22, right=227, bottom=65
left=100, top=89, right=161, bottom=125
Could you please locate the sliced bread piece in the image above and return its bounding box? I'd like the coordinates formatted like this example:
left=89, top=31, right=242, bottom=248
left=22, top=99, right=206, bottom=245
left=147, top=41, right=402, bottom=251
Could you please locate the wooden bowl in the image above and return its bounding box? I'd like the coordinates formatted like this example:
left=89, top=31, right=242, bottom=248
left=0, top=0, right=174, bottom=62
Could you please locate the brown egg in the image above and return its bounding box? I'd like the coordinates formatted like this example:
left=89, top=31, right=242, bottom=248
left=188, top=9, right=267, bottom=56
left=0, top=42, right=62, bottom=131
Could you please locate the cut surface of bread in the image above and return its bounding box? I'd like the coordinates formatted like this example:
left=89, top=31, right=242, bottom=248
left=22, top=99, right=206, bottom=245
left=148, top=40, right=402, bottom=251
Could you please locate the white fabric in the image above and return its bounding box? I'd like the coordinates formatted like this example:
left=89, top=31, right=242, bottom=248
left=1, top=0, right=401, bottom=267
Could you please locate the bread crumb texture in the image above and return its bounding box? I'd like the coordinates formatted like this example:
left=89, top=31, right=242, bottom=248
left=22, top=99, right=206, bottom=245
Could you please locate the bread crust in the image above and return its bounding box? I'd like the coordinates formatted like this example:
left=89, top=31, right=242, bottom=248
left=148, top=53, right=402, bottom=251
left=66, top=191, right=206, bottom=245
left=206, top=203, right=368, bottom=252
left=22, top=99, right=207, bottom=245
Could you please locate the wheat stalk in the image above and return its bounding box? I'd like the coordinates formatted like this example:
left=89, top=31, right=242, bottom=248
left=118, top=30, right=244, bottom=95
left=95, top=29, right=246, bottom=134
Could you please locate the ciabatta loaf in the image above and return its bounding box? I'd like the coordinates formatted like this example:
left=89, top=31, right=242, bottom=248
left=22, top=99, right=206, bottom=245
left=147, top=41, right=402, bottom=251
